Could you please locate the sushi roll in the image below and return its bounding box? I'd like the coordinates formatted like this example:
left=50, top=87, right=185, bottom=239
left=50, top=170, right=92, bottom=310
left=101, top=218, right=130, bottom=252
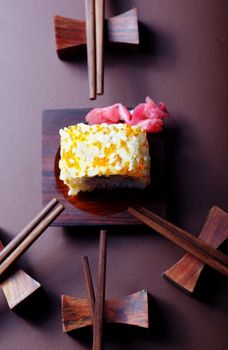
left=59, top=123, right=150, bottom=195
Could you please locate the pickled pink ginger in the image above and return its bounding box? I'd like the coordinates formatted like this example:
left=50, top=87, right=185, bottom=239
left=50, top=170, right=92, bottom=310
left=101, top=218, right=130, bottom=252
left=85, top=97, right=169, bottom=133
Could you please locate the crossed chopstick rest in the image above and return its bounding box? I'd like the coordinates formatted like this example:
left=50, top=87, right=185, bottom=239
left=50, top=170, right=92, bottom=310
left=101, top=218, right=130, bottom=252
left=54, top=7, right=140, bottom=99
left=0, top=198, right=64, bottom=309
left=62, top=230, right=149, bottom=348
left=128, top=206, right=228, bottom=294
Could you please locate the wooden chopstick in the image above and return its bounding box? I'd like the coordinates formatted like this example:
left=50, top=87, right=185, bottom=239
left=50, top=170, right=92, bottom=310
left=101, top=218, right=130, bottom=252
left=93, top=230, right=107, bottom=350
left=0, top=201, right=64, bottom=278
left=82, top=255, right=95, bottom=323
left=128, top=207, right=228, bottom=277
left=85, top=0, right=96, bottom=99
left=0, top=198, right=58, bottom=264
left=95, top=0, right=105, bottom=95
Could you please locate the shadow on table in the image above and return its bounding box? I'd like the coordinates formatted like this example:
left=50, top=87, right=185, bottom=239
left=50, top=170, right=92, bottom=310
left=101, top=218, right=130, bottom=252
left=193, top=240, right=228, bottom=303
left=12, top=288, right=58, bottom=327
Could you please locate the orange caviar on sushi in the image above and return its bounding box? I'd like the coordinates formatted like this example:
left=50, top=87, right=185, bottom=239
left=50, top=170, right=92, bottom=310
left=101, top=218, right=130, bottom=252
left=59, top=123, right=150, bottom=195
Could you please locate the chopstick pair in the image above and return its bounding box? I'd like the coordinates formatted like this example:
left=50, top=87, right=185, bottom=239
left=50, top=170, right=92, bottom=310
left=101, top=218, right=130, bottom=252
left=0, top=198, right=64, bottom=279
left=85, top=0, right=105, bottom=99
left=128, top=207, right=228, bottom=277
left=82, top=230, right=107, bottom=350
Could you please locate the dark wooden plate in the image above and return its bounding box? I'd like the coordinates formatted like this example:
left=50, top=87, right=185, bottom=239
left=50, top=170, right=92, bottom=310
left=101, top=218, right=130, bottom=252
left=42, top=109, right=166, bottom=226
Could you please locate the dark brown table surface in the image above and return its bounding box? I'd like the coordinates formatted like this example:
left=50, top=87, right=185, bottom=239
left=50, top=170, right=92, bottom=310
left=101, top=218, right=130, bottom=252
left=0, top=1, right=227, bottom=349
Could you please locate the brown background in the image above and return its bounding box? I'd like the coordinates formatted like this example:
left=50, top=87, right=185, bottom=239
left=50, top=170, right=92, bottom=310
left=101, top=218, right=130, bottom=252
left=0, top=1, right=227, bottom=349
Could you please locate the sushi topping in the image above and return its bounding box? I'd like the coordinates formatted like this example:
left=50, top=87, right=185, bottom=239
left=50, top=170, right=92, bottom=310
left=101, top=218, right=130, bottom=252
left=59, top=123, right=150, bottom=195
left=85, top=96, right=169, bottom=133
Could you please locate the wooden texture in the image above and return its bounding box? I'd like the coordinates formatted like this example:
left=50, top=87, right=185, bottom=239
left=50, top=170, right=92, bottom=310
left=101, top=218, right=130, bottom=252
left=82, top=256, right=95, bottom=322
left=128, top=207, right=228, bottom=277
left=61, top=289, right=149, bottom=332
left=54, top=8, right=139, bottom=60
left=105, top=8, right=139, bottom=46
left=0, top=241, right=41, bottom=309
left=93, top=230, right=107, bottom=350
left=0, top=198, right=58, bottom=265
left=54, top=15, right=86, bottom=59
left=85, top=0, right=96, bottom=99
left=0, top=203, right=64, bottom=278
left=42, top=109, right=166, bottom=226
left=95, top=0, right=104, bottom=95
left=163, top=206, right=228, bottom=294
left=0, top=200, right=63, bottom=308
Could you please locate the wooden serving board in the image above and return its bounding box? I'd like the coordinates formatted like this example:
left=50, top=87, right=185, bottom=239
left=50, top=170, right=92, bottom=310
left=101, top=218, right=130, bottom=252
left=42, top=109, right=166, bottom=226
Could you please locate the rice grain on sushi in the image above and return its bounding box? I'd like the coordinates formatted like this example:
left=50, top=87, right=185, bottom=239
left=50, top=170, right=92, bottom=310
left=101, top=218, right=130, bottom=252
left=59, top=123, right=150, bottom=195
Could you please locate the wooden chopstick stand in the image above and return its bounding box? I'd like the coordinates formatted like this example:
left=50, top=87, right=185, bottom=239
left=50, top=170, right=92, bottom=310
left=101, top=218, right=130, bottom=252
left=62, top=230, right=149, bottom=333
left=62, top=289, right=149, bottom=332
left=54, top=8, right=140, bottom=61
left=0, top=199, right=64, bottom=279
left=0, top=240, right=41, bottom=309
left=162, top=206, right=228, bottom=294
left=128, top=207, right=228, bottom=277
left=56, top=6, right=140, bottom=98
